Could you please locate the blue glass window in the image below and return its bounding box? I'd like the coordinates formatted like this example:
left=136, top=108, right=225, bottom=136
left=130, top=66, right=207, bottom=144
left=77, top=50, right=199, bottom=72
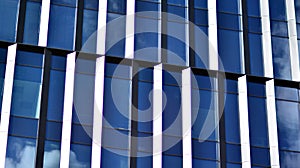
left=101, top=148, right=129, bottom=168
left=43, top=141, right=61, bottom=168
left=247, top=0, right=260, bottom=16
left=136, top=1, right=159, bottom=13
left=11, top=66, right=43, bottom=118
left=248, top=17, right=262, bottom=33
left=163, top=85, right=182, bottom=136
left=276, top=100, right=300, bottom=151
left=47, top=70, right=65, bottom=121
left=248, top=97, right=269, bottom=147
left=194, top=9, right=208, bottom=26
left=16, top=50, right=43, bottom=67
left=226, top=144, right=241, bottom=163
left=269, top=0, right=287, bottom=20
left=105, top=62, right=130, bottom=79
left=48, top=5, right=76, bottom=50
left=247, top=82, right=265, bottom=97
left=279, top=151, right=300, bottom=168
left=295, top=0, right=300, bottom=23
left=135, top=17, right=159, bottom=62
left=137, top=154, right=153, bottom=168
left=217, top=0, right=240, bottom=14
left=194, top=26, right=209, bottom=69
left=51, top=55, right=66, bottom=70
left=51, top=0, right=76, bottom=6
left=9, top=117, right=38, bottom=137
left=192, top=140, right=219, bottom=160
left=69, top=144, right=92, bottom=168
left=84, top=0, right=98, bottom=10
left=102, top=128, right=129, bottom=149
left=249, top=34, right=264, bottom=76
left=163, top=137, right=182, bottom=156
left=106, top=13, right=126, bottom=57
left=217, top=13, right=241, bottom=30
left=23, top=1, right=41, bottom=45
left=103, top=77, right=130, bottom=129
left=163, top=155, right=183, bottom=168
left=192, top=74, right=214, bottom=90
left=275, top=86, right=298, bottom=101
left=167, top=22, right=186, bottom=65
left=0, top=48, right=7, bottom=116
left=138, top=82, right=153, bottom=133
left=81, top=9, right=98, bottom=53
left=45, top=121, right=62, bottom=141
left=194, top=0, right=207, bottom=9
left=0, top=0, right=19, bottom=42
left=251, top=147, right=270, bottom=167
left=226, top=79, right=238, bottom=93
left=5, top=136, right=36, bottom=168
left=224, top=94, right=240, bottom=143
left=167, top=5, right=186, bottom=18
left=271, top=37, right=291, bottom=80
left=71, top=124, right=92, bottom=145
left=271, top=21, right=288, bottom=37
left=107, top=0, right=126, bottom=14
left=218, top=29, right=242, bottom=73
left=167, top=0, right=185, bottom=6
left=163, top=70, right=181, bottom=86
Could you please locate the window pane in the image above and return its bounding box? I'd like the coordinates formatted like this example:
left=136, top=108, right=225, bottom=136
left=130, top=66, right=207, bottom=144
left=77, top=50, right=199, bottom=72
left=107, top=0, right=126, bottom=14
left=0, top=0, right=19, bottom=42
left=271, top=21, right=288, bottom=37
left=167, top=22, right=186, bottom=65
left=23, top=1, right=41, bottom=45
left=269, top=0, right=286, bottom=20
left=71, top=124, right=92, bottom=145
left=217, top=13, right=240, bottom=30
left=279, top=151, right=300, bottom=168
left=271, top=36, right=291, bottom=80
left=217, top=0, right=240, bottom=14
left=9, top=117, right=38, bottom=137
left=247, top=82, right=265, bottom=97
left=5, top=136, right=36, bottom=168
left=45, top=121, right=62, bottom=141
left=251, top=147, right=270, bottom=167
left=43, top=140, right=61, bottom=168
left=248, top=17, right=262, bottom=33
left=192, top=140, right=219, bottom=160
left=163, top=136, right=182, bottom=156
left=247, top=0, right=260, bottom=16
left=167, top=0, right=185, bottom=6
left=137, top=153, right=152, bottom=168
left=224, top=94, right=240, bottom=143
left=84, top=0, right=98, bottom=10
left=138, top=82, right=153, bottom=133
left=69, top=144, right=92, bottom=168
left=101, top=148, right=129, bottom=168
left=16, top=50, right=44, bottom=67
left=249, top=33, right=264, bottom=76
left=275, top=86, right=298, bottom=101
left=218, top=29, right=242, bottom=73
left=48, top=5, right=76, bottom=50
left=276, top=100, right=300, bottom=151
left=193, top=159, right=219, bottom=168
left=81, top=9, right=98, bottom=53
left=194, top=0, right=207, bottom=9
left=163, top=155, right=183, bottom=168
left=51, top=0, right=76, bottom=6
left=11, top=66, right=43, bottom=118
left=226, top=144, right=241, bottom=163
left=102, top=128, right=129, bottom=150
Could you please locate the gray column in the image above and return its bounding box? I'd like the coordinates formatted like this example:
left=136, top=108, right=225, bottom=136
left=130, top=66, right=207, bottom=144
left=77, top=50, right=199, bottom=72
left=59, top=52, right=76, bottom=168
left=0, top=44, right=17, bottom=168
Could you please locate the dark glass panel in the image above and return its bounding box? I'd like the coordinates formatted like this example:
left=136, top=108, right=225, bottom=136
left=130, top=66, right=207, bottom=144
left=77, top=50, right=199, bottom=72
left=167, top=5, right=186, bottom=19
left=136, top=1, right=159, bottom=12
left=192, top=159, right=219, bottom=168
left=45, top=121, right=62, bottom=141
left=163, top=136, right=182, bottom=156
left=102, top=128, right=129, bottom=150
left=84, top=0, right=98, bottom=10
left=251, top=147, right=270, bottom=167
left=107, top=0, right=126, bottom=14
left=69, top=144, right=92, bottom=168
left=192, top=74, right=214, bottom=90
left=16, top=51, right=44, bottom=67
left=192, top=140, right=219, bottom=160
left=226, top=144, right=241, bottom=163
left=9, top=117, right=38, bottom=137
left=217, top=13, right=240, bottom=30
left=163, top=155, right=183, bottom=168
left=248, top=17, right=262, bottom=33
left=138, top=68, right=153, bottom=82
left=167, top=0, right=185, bottom=6
left=101, top=148, right=129, bottom=168
left=51, top=55, right=66, bottom=70
left=0, top=0, right=19, bottom=42
left=194, top=0, right=207, bottom=9
left=71, top=124, right=92, bottom=145
left=279, top=151, right=300, bottom=168
left=81, top=9, right=98, bottom=53
left=163, top=70, right=181, bottom=86
left=51, top=0, right=76, bottom=6
left=23, top=1, right=41, bottom=45
left=137, top=153, right=152, bottom=168
left=247, top=82, right=265, bottom=97
left=271, top=21, right=288, bottom=37
left=224, top=94, right=240, bottom=143
left=269, top=0, right=286, bottom=20
left=194, top=9, right=208, bottom=26
left=275, top=86, right=298, bottom=101
left=226, top=79, right=238, bottom=93
left=247, top=0, right=260, bottom=16
left=138, top=82, right=153, bottom=133
left=249, top=33, right=264, bottom=76
left=217, top=0, right=240, bottom=14
left=105, top=62, right=130, bottom=79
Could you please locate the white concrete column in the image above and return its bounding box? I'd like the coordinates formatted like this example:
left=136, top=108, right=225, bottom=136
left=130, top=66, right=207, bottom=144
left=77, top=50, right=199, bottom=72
left=91, top=56, right=105, bottom=168
left=96, top=0, right=108, bottom=55
left=185, top=1, right=190, bottom=66
left=266, top=80, right=280, bottom=168
left=208, top=0, right=218, bottom=71
left=260, top=0, right=274, bottom=78
left=59, top=52, right=76, bottom=168
left=238, top=75, right=251, bottom=168
left=38, top=0, right=51, bottom=47
left=182, top=68, right=192, bottom=168
left=0, top=44, right=17, bottom=168
left=125, top=0, right=135, bottom=59
left=286, top=0, right=300, bottom=81
left=153, top=64, right=163, bottom=168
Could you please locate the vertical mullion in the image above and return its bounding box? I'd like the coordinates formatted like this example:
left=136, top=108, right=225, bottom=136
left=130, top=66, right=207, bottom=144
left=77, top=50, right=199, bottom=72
left=75, top=0, right=84, bottom=51
left=38, top=0, right=50, bottom=47
left=260, top=0, right=274, bottom=78
left=125, top=0, right=135, bottom=59
left=182, top=68, right=192, bottom=168
left=153, top=64, right=163, bottom=168
left=188, top=1, right=195, bottom=67
left=16, top=0, right=27, bottom=43
left=0, top=44, right=17, bottom=168
left=96, top=0, right=108, bottom=55
left=266, top=80, right=280, bottom=167
left=218, top=73, right=226, bottom=168
left=35, top=49, right=52, bottom=168
left=208, top=0, right=218, bottom=70
left=241, top=0, right=251, bottom=74
left=161, top=1, right=167, bottom=63
left=91, top=56, right=105, bottom=168
left=59, top=52, right=76, bottom=168
left=130, top=61, right=139, bottom=168
left=237, top=75, right=251, bottom=168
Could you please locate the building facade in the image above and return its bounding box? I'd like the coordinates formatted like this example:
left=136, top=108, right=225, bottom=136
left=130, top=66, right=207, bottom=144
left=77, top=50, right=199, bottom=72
left=0, top=0, right=299, bottom=168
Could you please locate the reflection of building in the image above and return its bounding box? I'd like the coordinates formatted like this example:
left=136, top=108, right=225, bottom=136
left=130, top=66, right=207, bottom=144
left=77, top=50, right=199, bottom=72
left=0, top=0, right=299, bottom=168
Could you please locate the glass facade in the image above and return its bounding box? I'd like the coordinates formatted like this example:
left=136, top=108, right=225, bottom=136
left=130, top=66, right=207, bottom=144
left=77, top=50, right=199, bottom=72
left=0, top=0, right=299, bottom=168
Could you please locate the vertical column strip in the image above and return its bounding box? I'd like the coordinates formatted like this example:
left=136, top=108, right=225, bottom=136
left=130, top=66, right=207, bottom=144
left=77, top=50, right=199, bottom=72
left=241, top=0, right=251, bottom=74
left=97, top=0, right=108, bottom=55
left=188, top=0, right=195, bottom=67
left=208, top=0, right=218, bottom=71
left=286, top=0, right=300, bottom=81
left=91, top=56, right=105, bottom=168
left=153, top=64, right=163, bottom=168
left=266, top=80, right=280, bottom=168
left=0, top=44, right=17, bottom=168
left=125, top=0, right=135, bottom=59
left=59, top=52, right=76, bottom=168
left=260, top=0, right=274, bottom=78
left=185, top=1, right=190, bottom=66
left=161, top=1, right=168, bottom=63
left=35, top=49, right=52, bottom=168
left=75, top=0, right=84, bottom=51
left=16, top=0, right=27, bottom=43
left=238, top=75, right=251, bottom=168
left=38, top=0, right=51, bottom=47
left=182, top=68, right=192, bottom=168
left=218, top=73, right=226, bottom=168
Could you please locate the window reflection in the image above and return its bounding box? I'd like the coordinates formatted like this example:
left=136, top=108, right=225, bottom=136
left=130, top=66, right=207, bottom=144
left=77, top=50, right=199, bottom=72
left=0, top=0, right=19, bottom=42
